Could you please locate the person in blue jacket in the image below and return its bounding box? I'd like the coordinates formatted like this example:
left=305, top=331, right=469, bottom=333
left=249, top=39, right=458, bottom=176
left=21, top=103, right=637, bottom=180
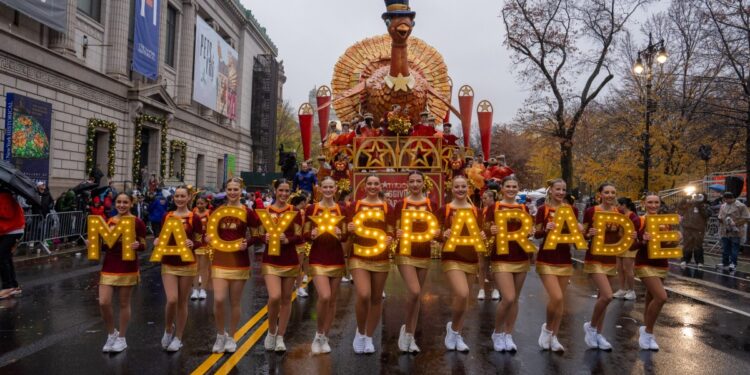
left=149, top=194, right=168, bottom=236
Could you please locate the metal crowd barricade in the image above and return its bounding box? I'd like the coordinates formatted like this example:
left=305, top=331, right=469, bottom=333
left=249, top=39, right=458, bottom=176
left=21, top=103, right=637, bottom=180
left=703, top=216, right=720, bottom=254
left=45, top=211, right=88, bottom=245
left=19, top=214, right=50, bottom=254
left=18, top=211, right=89, bottom=255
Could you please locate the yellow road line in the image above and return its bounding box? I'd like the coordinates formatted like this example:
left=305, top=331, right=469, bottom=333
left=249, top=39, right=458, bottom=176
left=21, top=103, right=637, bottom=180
left=191, top=282, right=308, bottom=375
left=190, top=306, right=268, bottom=375
left=214, top=320, right=270, bottom=375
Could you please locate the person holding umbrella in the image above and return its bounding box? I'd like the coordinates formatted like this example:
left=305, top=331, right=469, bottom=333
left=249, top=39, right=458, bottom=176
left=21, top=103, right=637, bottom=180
left=0, top=188, right=24, bottom=299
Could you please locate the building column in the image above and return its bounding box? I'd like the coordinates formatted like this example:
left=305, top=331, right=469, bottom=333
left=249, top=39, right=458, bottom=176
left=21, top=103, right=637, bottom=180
left=176, top=0, right=196, bottom=107
left=105, top=0, right=131, bottom=80
left=49, top=0, right=77, bottom=55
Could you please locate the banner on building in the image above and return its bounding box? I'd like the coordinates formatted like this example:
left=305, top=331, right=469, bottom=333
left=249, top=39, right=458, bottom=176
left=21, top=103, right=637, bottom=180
left=132, top=0, right=160, bottom=79
left=224, top=154, right=236, bottom=181
left=0, top=0, right=68, bottom=33
left=3, top=93, right=52, bottom=183
left=193, top=17, right=239, bottom=120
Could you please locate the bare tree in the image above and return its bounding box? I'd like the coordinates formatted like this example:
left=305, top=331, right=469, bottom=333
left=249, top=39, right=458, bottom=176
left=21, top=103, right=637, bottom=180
left=501, top=0, right=649, bottom=186
left=702, top=0, right=750, bottom=183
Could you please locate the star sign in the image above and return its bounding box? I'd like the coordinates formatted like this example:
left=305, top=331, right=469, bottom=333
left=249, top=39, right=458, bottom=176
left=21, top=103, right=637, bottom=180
left=309, top=209, right=344, bottom=237
left=362, top=140, right=390, bottom=168
left=405, top=141, right=434, bottom=167
left=385, top=74, right=415, bottom=92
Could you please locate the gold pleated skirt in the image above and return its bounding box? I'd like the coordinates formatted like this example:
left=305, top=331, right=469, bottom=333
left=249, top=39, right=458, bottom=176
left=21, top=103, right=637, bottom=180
left=535, top=263, right=573, bottom=276
left=211, top=266, right=250, bottom=280
left=441, top=260, right=478, bottom=275
left=490, top=261, right=530, bottom=274
left=395, top=255, right=431, bottom=269
left=100, top=272, right=139, bottom=286
left=162, top=263, right=198, bottom=277
left=583, top=262, right=617, bottom=276
left=349, top=258, right=391, bottom=273
left=262, top=264, right=300, bottom=278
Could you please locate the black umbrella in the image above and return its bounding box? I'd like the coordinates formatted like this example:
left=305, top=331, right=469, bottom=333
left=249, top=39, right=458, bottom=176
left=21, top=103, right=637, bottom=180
left=72, top=181, right=98, bottom=194
left=0, top=160, right=41, bottom=206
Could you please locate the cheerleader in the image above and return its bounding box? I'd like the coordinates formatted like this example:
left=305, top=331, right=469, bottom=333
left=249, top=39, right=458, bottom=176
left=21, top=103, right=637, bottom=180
left=209, top=177, right=257, bottom=353
left=535, top=179, right=577, bottom=352
left=261, top=179, right=303, bottom=352
left=305, top=177, right=347, bottom=354
left=636, top=193, right=674, bottom=350
left=291, top=193, right=311, bottom=298
left=582, top=183, right=632, bottom=351
left=486, top=176, right=530, bottom=352
left=438, top=175, right=485, bottom=352
left=394, top=171, right=438, bottom=353
left=96, top=192, right=147, bottom=353
left=345, top=174, right=394, bottom=354
left=191, top=195, right=211, bottom=300
left=156, top=186, right=201, bottom=352
left=613, top=197, right=640, bottom=300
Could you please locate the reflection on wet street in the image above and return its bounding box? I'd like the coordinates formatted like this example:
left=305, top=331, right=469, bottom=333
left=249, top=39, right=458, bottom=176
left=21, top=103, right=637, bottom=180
left=1, top=250, right=749, bottom=374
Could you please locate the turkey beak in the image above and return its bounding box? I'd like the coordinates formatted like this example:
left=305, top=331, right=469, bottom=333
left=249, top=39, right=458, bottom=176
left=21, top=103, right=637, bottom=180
left=396, top=23, right=410, bottom=38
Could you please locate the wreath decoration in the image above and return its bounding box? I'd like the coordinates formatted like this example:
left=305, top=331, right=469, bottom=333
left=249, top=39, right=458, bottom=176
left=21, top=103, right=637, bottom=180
left=86, top=118, right=117, bottom=177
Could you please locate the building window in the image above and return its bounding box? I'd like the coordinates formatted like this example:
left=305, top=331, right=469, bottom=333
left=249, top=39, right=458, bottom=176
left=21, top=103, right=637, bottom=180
left=165, top=5, right=177, bottom=67
left=77, top=0, right=102, bottom=22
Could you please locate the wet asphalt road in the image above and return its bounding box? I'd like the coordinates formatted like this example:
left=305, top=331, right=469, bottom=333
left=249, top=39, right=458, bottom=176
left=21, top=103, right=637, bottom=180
left=1, top=248, right=749, bottom=375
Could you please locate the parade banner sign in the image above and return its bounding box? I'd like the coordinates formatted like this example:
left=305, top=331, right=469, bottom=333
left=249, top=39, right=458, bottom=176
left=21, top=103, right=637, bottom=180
left=132, top=0, right=160, bottom=80
left=224, top=154, right=236, bottom=181
left=352, top=172, right=443, bottom=207
left=0, top=0, right=68, bottom=33
left=3, top=93, right=52, bottom=183
left=193, top=16, right=239, bottom=120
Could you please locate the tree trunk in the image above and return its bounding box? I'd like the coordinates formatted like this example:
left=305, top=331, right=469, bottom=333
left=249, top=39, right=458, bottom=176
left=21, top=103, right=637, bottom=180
left=560, top=138, right=574, bottom=188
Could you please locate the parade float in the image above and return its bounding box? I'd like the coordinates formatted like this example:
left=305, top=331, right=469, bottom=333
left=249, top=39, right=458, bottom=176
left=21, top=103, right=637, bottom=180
left=297, top=0, right=513, bottom=205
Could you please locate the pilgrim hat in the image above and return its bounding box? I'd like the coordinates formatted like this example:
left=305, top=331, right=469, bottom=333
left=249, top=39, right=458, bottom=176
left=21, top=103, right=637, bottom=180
left=382, top=0, right=416, bottom=20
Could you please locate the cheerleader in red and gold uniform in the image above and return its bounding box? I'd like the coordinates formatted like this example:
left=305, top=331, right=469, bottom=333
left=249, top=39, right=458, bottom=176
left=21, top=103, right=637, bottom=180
left=582, top=183, right=628, bottom=351
left=156, top=186, right=201, bottom=352
left=438, top=175, right=485, bottom=352
left=96, top=193, right=147, bottom=354
left=305, top=177, right=347, bottom=354
left=485, top=176, right=530, bottom=352
left=345, top=174, right=394, bottom=354
left=394, top=171, right=437, bottom=353
left=635, top=193, right=674, bottom=350
left=534, top=179, right=578, bottom=352
left=260, top=179, right=303, bottom=352
left=191, top=195, right=211, bottom=300
left=210, top=177, right=258, bottom=353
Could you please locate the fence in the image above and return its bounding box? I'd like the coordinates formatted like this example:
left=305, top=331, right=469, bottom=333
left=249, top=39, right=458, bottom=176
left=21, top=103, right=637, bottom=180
left=18, top=211, right=88, bottom=255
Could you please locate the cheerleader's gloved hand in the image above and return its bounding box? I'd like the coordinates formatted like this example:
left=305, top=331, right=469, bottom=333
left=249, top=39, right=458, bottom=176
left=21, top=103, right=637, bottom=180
left=396, top=229, right=404, bottom=239
left=130, top=241, right=140, bottom=250
left=334, top=227, right=342, bottom=237
left=280, top=233, right=289, bottom=244
left=386, top=236, right=393, bottom=246
left=185, top=239, right=194, bottom=249
left=490, top=224, right=498, bottom=235
left=347, top=222, right=356, bottom=232
left=587, top=227, right=598, bottom=238
left=239, top=239, right=248, bottom=251
left=643, top=232, right=651, bottom=241
left=545, top=222, right=556, bottom=231
left=310, top=228, right=319, bottom=239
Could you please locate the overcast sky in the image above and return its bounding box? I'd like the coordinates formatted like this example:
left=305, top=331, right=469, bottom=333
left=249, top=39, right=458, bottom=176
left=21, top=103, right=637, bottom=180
left=241, top=0, right=667, bottom=124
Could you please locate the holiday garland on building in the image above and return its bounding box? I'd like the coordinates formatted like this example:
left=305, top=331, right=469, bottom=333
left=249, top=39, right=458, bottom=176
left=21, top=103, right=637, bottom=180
left=169, top=140, right=187, bottom=179
left=132, top=114, right=168, bottom=186
left=85, top=118, right=117, bottom=178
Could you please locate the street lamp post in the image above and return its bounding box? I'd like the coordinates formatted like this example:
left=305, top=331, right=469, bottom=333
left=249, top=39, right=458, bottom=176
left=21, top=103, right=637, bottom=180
left=633, top=32, right=667, bottom=194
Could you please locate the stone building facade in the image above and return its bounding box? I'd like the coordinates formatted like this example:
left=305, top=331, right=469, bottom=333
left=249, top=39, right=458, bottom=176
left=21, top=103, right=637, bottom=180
left=0, top=0, right=283, bottom=196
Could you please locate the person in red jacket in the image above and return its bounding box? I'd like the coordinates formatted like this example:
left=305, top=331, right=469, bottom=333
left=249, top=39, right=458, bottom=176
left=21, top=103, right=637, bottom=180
left=0, top=190, right=25, bottom=299
left=89, top=196, right=106, bottom=218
